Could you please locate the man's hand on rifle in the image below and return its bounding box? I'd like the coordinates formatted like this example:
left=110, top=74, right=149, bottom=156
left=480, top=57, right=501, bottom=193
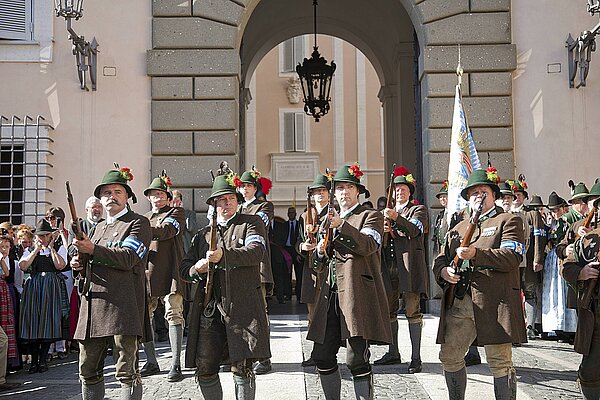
left=73, top=232, right=95, bottom=255
left=456, top=246, right=476, bottom=260
left=207, top=247, right=223, bottom=263
left=578, top=226, right=592, bottom=238
left=579, top=261, right=600, bottom=281
left=533, top=262, right=544, bottom=272
left=329, top=209, right=343, bottom=229
left=566, top=243, right=575, bottom=257
left=70, top=254, right=83, bottom=272
left=191, top=258, right=209, bottom=276
left=441, top=266, right=460, bottom=284
left=383, top=208, right=398, bottom=222
left=301, top=240, right=316, bottom=252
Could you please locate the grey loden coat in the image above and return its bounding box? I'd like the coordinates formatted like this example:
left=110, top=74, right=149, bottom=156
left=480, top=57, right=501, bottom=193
left=433, top=206, right=527, bottom=345
left=383, top=203, right=429, bottom=297
left=74, top=210, right=152, bottom=340
left=307, top=205, right=392, bottom=345
left=239, top=199, right=275, bottom=287
left=145, top=206, right=189, bottom=299
left=180, top=213, right=271, bottom=368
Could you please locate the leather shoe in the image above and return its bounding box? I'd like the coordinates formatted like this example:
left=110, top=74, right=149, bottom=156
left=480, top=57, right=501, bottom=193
left=253, top=359, right=272, bottom=375
left=407, top=359, right=422, bottom=374
left=167, top=365, right=183, bottom=382
left=38, top=362, right=49, bottom=373
left=464, top=352, right=481, bottom=367
left=140, top=362, right=160, bottom=377
left=0, top=382, right=20, bottom=392
left=373, top=352, right=401, bottom=365
left=28, top=363, right=38, bottom=374
left=301, top=357, right=315, bottom=367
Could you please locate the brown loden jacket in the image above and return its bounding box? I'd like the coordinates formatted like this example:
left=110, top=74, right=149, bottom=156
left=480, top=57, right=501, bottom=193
left=240, top=198, right=274, bottom=287
left=145, top=206, right=188, bottom=298
left=433, top=206, right=527, bottom=346
left=74, top=210, right=152, bottom=340
left=307, top=205, right=391, bottom=345
left=180, top=213, right=271, bottom=366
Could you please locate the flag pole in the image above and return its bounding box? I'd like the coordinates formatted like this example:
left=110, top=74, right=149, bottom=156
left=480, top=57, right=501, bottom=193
left=456, top=44, right=471, bottom=135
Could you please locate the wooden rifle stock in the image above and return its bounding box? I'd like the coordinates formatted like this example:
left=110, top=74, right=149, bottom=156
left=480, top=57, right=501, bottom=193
left=322, top=170, right=335, bottom=257
left=66, top=181, right=91, bottom=296
left=383, top=163, right=397, bottom=247
left=576, top=207, right=596, bottom=240
left=444, top=192, right=487, bottom=310
left=203, top=205, right=218, bottom=309
left=305, top=186, right=316, bottom=246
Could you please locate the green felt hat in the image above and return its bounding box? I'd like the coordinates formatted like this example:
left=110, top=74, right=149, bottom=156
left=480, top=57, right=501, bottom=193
left=568, top=181, right=590, bottom=203
left=507, top=174, right=529, bottom=199
left=436, top=181, right=448, bottom=198
left=460, top=168, right=501, bottom=201
left=498, top=181, right=515, bottom=198
left=333, top=163, right=370, bottom=198
left=206, top=173, right=243, bottom=205
left=94, top=165, right=137, bottom=204
left=587, top=180, right=600, bottom=197
left=528, top=194, right=545, bottom=207
left=391, top=166, right=415, bottom=196
left=240, top=167, right=261, bottom=186
left=309, top=173, right=332, bottom=191
left=144, top=170, right=173, bottom=200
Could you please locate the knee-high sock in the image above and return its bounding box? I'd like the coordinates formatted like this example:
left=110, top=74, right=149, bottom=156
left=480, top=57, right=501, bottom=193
left=169, top=324, right=183, bottom=367
left=408, top=322, right=422, bottom=362
left=319, top=367, right=341, bottom=400
left=198, top=375, right=223, bottom=400
left=142, top=341, right=158, bottom=365
left=388, top=319, right=399, bottom=356
left=444, top=368, right=467, bottom=400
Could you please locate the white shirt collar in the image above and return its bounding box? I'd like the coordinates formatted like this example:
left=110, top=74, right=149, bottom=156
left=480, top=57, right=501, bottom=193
left=217, top=212, right=237, bottom=227
left=511, top=204, right=523, bottom=213
left=340, top=203, right=360, bottom=219
left=106, top=207, right=128, bottom=224
left=395, top=200, right=410, bottom=212
left=243, top=197, right=256, bottom=208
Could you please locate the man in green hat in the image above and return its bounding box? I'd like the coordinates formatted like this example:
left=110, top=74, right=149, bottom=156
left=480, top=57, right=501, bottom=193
left=377, top=166, right=429, bottom=375
left=237, top=167, right=274, bottom=375
left=562, top=223, right=600, bottom=399
left=308, top=163, right=391, bottom=400
left=71, top=165, right=152, bottom=400
left=139, top=171, right=187, bottom=382
left=496, top=181, right=515, bottom=213
left=434, top=168, right=526, bottom=400
left=296, top=172, right=332, bottom=367
left=432, top=180, right=449, bottom=254
left=508, top=177, right=547, bottom=340
left=180, top=166, right=270, bottom=400
left=563, top=181, right=590, bottom=225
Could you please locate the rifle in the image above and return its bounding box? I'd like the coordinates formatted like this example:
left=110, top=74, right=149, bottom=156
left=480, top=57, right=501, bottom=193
left=383, top=163, right=397, bottom=247
left=576, top=207, right=596, bottom=239
left=579, top=211, right=600, bottom=310
left=322, top=168, right=335, bottom=258
left=66, top=181, right=91, bottom=296
left=444, top=192, right=487, bottom=310
left=203, top=170, right=218, bottom=310
left=305, top=186, right=316, bottom=247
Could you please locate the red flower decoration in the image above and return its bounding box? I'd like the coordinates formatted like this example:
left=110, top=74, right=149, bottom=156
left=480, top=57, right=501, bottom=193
left=442, top=180, right=448, bottom=190
left=348, top=163, right=363, bottom=179
left=119, top=167, right=134, bottom=181
left=225, top=172, right=242, bottom=188
left=485, top=167, right=500, bottom=184
left=233, top=176, right=242, bottom=187
left=161, top=175, right=172, bottom=187
left=521, top=181, right=528, bottom=190
left=259, top=177, right=272, bottom=195
left=394, top=166, right=410, bottom=177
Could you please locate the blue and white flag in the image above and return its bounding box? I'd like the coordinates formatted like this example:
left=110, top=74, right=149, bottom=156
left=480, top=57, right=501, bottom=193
left=447, top=84, right=481, bottom=225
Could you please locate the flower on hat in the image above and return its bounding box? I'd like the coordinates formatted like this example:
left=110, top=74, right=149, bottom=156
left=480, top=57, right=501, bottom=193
left=348, top=163, right=364, bottom=179
left=258, top=177, right=272, bottom=195
left=325, top=171, right=334, bottom=181
left=225, top=171, right=242, bottom=188
left=250, top=168, right=261, bottom=180
left=442, top=180, right=448, bottom=190
left=119, top=167, right=134, bottom=181
left=405, top=174, right=416, bottom=184
left=486, top=167, right=500, bottom=184
left=394, top=166, right=411, bottom=177
left=161, top=174, right=172, bottom=187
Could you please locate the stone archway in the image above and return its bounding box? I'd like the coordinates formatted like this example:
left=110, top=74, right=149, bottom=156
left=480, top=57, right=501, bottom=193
left=147, top=0, right=515, bottom=218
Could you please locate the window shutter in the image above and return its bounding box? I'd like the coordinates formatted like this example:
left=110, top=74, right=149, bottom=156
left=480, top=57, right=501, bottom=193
left=0, top=0, right=32, bottom=40
left=283, top=112, right=295, bottom=152
left=293, top=36, right=305, bottom=67
left=295, top=113, right=306, bottom=152
left=283, top=39, right=295, bottom=72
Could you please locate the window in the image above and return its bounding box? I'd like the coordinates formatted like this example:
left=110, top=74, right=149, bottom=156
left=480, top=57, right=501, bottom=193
left=0, top=116, right=53, bottom=225
left=283, top=112, right=306, bottom=152
left=281, top=36, right=305, bottom=73
left=0, top=0, right=33, bottom=41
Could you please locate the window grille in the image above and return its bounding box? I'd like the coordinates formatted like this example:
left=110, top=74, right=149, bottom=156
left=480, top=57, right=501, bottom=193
left=0, top=116, right=53, bottom=225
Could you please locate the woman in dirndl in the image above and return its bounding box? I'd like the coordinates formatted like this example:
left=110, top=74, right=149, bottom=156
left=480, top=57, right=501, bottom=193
left=18, top=219, right=67, bottom=373
left=0, top=234, right=18, bottom=368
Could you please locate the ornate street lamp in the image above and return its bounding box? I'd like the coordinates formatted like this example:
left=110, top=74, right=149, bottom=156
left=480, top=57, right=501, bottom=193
left=296, top=0, right=336, bottom=122
left=54, top=0, right=98, bottom=91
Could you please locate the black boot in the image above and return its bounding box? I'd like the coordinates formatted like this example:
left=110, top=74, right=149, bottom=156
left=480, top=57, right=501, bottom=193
left=444, top=368, right=467, bottom=400
left=38, top=342, right=51, bottom=373
left=28, top=343, right=39, bottom=374
left=581, top=386, right=600, bottom=400
left=464, top=345, right=481, bottom=367
left=374, top=320, right=401, bottom=365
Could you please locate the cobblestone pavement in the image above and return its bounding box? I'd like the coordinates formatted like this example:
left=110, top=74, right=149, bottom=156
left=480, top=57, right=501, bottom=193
left=0, top=313, right=582, bottom=399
